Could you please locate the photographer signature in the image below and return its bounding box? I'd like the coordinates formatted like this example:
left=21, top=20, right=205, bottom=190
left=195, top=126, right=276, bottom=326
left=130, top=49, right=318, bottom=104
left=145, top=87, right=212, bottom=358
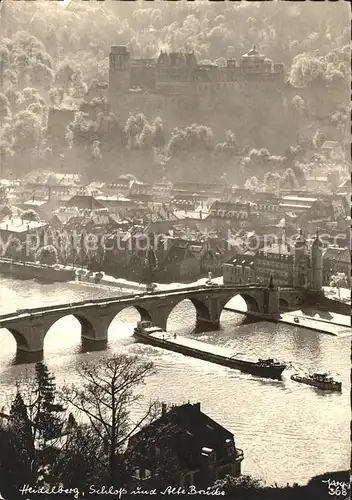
left=322, top=478, right=350, bottom=497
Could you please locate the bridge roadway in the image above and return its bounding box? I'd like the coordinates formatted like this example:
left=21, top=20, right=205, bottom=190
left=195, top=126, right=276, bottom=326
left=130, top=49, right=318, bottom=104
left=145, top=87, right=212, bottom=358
left=0, top=283, right=302, bottom=362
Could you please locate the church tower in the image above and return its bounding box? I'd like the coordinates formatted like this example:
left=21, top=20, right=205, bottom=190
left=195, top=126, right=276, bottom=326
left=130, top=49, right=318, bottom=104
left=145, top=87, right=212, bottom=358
left=293, top=230, right=308, bottom=288
left=311, top=232, right=323, bottom=291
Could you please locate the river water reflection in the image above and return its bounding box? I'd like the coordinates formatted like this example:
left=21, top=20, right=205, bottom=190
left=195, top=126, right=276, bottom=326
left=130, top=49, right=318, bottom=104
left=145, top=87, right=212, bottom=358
left=0, top=277, right=349, bottom=485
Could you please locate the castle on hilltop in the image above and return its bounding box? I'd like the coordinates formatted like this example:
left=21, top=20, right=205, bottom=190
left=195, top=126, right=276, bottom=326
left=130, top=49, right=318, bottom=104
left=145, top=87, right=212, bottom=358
left=108, top=44, right=288, bottom=122
left=45, top=39, right=349, bottom=155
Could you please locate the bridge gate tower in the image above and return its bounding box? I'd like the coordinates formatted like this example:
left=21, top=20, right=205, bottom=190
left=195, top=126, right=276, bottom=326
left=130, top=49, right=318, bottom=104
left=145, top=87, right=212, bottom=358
left=311, top=232, right=324, bottom=291
left=293, top=229, right=308, bottom=288
left=263, top=274, right=280, bottom=317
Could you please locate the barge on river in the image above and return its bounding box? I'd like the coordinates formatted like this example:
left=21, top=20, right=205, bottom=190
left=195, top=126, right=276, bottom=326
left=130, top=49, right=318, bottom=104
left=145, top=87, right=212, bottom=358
left=133, top=321, right=287, bottom=380
left=291, top=372, right=342, bottom=392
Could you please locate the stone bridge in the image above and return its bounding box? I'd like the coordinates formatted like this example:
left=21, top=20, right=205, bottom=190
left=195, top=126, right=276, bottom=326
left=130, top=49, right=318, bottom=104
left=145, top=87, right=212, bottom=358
left=0, top=284, right=304, bottom=362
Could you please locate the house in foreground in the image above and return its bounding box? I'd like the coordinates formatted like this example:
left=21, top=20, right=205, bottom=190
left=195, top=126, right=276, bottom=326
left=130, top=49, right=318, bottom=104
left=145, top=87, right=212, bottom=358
left=127, top=402, right=244, bottom=488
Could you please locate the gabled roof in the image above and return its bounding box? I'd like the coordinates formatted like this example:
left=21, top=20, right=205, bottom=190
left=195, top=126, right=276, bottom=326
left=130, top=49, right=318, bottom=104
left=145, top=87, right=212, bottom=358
left=161, top=241, right=196, bottom=265
left=51, top=212, right=74, bottom=225
left=128, top=403, right=234, bottom=470
left=66, top=195, right=104, bottom=210
left=144, top=220, right=177, bottom=234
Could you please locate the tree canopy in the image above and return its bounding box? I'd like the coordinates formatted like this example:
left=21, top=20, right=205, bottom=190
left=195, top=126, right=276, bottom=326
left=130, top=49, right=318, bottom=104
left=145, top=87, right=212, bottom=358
left=0, top=0, right=349, bottom=184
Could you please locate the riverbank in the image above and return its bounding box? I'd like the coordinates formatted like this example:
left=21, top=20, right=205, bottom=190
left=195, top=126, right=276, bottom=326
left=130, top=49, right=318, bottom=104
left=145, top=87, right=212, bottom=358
left=0, top=258, right=75, bottom=282
left=224, top=305, right=350, bottom=337
left=75, top=272, right=145, bottom=291
left=74, top=271, right=223, bottom=291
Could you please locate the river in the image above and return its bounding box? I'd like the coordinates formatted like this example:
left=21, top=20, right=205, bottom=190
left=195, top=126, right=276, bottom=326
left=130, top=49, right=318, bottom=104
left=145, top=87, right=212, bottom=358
left=0, top=276, right=350, bottom=486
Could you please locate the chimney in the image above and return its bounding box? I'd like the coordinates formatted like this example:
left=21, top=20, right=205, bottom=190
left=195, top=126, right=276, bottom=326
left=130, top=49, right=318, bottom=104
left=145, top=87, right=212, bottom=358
left=161, top=402, right=167, bottom=416
left=194, top=402, right=201, bottom=412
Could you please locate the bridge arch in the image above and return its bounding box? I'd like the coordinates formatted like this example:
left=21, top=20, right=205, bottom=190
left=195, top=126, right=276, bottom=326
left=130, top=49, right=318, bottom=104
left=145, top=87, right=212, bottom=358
left=44, top=313, right=96, bottom=345
left=279, top=298, right=289, bottom=311
left=166, top=297, right=211, bottom=331
left=107, top=305, right=153, bottom=336
left=44, top=313, right=97, bottom=340
left=130, top=305, right=152, bottom=323
left=2, top=327, right=30, bottom=353
left=221, top=292, right=260, bottom=315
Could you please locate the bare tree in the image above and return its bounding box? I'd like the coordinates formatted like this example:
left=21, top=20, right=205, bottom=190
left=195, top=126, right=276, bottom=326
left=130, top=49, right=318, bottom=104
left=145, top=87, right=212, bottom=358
left=51, top=417, right=108, bottom=490
left=62, top=354, right=156, bottom=486
left=329, top=273, right=349, bottom=298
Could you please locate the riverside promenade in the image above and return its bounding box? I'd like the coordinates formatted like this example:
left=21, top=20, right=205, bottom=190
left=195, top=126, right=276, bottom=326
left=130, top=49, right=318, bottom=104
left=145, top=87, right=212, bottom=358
left=224, top=305, right=350, bottom=337
left=280, top=310, right=350, bottom=336
left=0, top=258, right=75, bottom=282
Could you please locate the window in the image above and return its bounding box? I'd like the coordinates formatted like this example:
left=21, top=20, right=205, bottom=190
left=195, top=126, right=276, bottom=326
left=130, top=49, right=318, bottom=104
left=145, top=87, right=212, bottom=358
left=225, top=439, right=234, bottom=456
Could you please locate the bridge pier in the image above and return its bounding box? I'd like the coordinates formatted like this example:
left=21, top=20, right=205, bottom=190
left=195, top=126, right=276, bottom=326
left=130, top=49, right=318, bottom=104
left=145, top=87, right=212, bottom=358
left=195, top=317, right=220, bottom=332
left=81, top=337, right=108, bottom=352
left=15, top=349, right=44, bottom=364
left=195, top=297, right=222, bottom=332
left=150, top=304, right=170, bottom=331
left=11, top=320, right=46, bottom=363
left=260, top=281, right=280, bottom=320
left=79, top=312, right=112, bottom=352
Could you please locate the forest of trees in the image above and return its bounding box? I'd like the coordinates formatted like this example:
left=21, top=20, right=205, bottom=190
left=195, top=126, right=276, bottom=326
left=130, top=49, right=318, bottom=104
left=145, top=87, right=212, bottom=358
left=0, top=0, right=350, bottom=184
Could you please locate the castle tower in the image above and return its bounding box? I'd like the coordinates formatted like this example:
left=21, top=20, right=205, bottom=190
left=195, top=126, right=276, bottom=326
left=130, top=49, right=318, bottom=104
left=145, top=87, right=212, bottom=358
left=240, top=44, right=266, bottom=73
left=311, top=232, right=323, bottom=291
left=293, top=230, right=308, bottom=288
left=109, top=46, right=130, bottom=94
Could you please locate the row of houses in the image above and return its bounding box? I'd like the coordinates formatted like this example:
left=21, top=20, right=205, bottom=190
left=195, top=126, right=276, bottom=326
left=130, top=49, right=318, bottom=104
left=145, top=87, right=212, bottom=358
left=0, top=173, right=349, bottom=284
left=1, top=173, right=349, bottom=215
left=223, top=238, right=350, bottom=288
